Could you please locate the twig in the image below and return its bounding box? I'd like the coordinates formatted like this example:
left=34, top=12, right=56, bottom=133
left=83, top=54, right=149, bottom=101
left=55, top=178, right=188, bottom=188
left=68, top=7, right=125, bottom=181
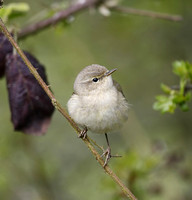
left=171, top=84, right=192, bottom=93
left=18, top=0, right=102, bottom=39
left=0, top=18, right=137, bottom=200
left=18, top=1, right=183, bottom=39
left=111, top=6, right=183, bottom=22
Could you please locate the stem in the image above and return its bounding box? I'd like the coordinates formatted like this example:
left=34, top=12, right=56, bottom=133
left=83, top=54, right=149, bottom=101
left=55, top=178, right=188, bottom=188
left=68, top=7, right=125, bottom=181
left=112, top=6, right=183, bottom=22
left=0, top=18, right=137, bottom=200
left=18, top=0, right=102, bottom=39
left=171, top=84, right=192, bottom=93
left=18, top=1, right=183, bottom=39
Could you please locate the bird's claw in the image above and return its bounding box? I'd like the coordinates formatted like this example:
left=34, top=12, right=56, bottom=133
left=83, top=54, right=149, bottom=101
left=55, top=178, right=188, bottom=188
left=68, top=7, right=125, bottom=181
left=101, top=146, right=112, bottom=167
left=101, top=147, right=122, bottom=167
left=78, top=127, right=88, bottom=139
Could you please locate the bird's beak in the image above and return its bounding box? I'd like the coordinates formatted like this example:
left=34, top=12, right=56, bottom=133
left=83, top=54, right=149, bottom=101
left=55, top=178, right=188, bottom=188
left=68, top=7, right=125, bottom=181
left=104, top=68, right=117, bottom=77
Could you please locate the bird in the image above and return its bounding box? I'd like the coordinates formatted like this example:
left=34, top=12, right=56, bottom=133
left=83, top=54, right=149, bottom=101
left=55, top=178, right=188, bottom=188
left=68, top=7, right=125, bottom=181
left=67, top=64, right=129, bottom=166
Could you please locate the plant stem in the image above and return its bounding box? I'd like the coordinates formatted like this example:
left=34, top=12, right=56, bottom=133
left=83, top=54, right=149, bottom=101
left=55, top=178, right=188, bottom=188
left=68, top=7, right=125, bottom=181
left=18, top=0, right=101, bottom=39
left=18, top=0, right=183, bottom=40
left=112, top=6, right=183, bottom=22
left=0, top=17, right=137, bottom=200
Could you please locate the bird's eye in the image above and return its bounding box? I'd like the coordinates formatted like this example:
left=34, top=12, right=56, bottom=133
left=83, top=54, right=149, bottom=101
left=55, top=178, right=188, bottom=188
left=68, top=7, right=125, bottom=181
left=92, top=78, right=99, bottom=82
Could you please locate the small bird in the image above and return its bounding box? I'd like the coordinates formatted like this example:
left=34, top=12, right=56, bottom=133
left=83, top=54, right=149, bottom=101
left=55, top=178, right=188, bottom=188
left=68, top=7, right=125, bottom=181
left=67, top=64, right=129, bottom=166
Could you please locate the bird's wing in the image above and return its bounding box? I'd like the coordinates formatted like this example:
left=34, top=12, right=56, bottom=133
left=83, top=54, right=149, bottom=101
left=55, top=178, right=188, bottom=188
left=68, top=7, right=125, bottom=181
left=113, top=79, right=126, bottom=97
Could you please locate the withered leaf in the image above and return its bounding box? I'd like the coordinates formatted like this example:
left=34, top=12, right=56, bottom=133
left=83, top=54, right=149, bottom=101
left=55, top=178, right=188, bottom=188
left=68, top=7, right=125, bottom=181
left=0, top=32, right=13, bottom=78
left=5, top=51, right=55, bottom=135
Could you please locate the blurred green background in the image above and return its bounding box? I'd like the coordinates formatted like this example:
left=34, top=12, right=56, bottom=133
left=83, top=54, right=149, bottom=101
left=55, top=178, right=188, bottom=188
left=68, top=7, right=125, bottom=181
left=0, top=0, right=192, bottom=199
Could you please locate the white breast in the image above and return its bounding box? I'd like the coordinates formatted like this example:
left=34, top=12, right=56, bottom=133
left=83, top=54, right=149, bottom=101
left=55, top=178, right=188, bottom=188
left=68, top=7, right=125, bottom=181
left=67, top=87, right=128, bottom=134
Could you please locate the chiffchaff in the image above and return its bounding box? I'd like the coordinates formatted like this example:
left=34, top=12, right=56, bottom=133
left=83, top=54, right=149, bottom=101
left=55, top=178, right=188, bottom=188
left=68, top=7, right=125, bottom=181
left=67, top=64, right=128, bottom=166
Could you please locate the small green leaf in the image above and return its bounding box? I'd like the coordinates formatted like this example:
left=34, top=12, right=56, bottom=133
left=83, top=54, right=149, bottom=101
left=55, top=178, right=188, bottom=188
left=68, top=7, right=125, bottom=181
left=153, top=95, right=177, bottom=113
left=0, top=3, right=29, bottom=22
left=173, top=61, right=188, bottom=79
left=180, top=103, right=189, bottom=112
left=173, top=61, right=192, bottom=82
left=186, top=62, right=192, bottom=81
left=8, top=3, right=29, bottom=12
left=161, top=83, right=172, bottom=94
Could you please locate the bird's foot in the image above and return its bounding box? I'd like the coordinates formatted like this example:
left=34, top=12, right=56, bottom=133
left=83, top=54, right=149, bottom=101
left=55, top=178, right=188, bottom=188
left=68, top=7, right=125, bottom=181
left=101, top=147, right=122, bottom=167
left=101, top=146, right=112, bottom=167
left=78, top=127, right=88, bottom=139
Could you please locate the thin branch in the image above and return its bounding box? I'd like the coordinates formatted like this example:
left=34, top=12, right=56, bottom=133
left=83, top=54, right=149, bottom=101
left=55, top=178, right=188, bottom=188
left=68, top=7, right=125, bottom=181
left=0, top=18, right=137, bottom=200
left=18, top=0, right=102, bottom=39
left=18, top=1, right=183, bottom=39
left=171, top=84, right=192, bottom=93
left=111, top=6, right=183, bottom=22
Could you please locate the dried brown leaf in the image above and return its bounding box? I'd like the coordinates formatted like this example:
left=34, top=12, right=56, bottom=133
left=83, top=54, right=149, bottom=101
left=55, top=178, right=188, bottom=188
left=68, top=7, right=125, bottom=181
left=0, top=32, right=13, bottom=78
left=5, top=51, right=55, bottom=135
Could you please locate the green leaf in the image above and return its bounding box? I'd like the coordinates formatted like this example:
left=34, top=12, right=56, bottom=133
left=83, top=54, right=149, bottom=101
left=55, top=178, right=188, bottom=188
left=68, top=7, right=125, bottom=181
left=173, top=61, right=188, bottom=79
left=180, top=103, right=189, bottom=112
left=186, top=62, right=192, bottom=82
left=173, top=61, right=192, bottom=82
left=176, top=92, right=191, bottom=105
left=161, top=83, right=172, bottom=94
left=153, top=95, right=177, bottom=113
left=0, top=3, right=29, bottom=23
left=154, top=61, right=192, bottom=114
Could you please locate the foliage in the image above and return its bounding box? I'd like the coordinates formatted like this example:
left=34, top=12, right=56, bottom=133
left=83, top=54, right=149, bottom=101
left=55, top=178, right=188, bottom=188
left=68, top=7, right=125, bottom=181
left=153, top=61, right=192, bottom=113
left=101, top=151, right=160, bottom=199
left=0, top=2, right=29, bottom=23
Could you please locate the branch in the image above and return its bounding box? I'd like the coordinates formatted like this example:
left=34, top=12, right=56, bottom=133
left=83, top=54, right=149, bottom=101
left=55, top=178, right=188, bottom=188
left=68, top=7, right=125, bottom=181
left=111, top=6, right=183, bottom=22
left=0, top=18, right=137, bottom=200
left=171, top=84, right=192, bottom=93
left=18, top=1, right=183, bottom=39
left=18, top=0, right=102, bottom=39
